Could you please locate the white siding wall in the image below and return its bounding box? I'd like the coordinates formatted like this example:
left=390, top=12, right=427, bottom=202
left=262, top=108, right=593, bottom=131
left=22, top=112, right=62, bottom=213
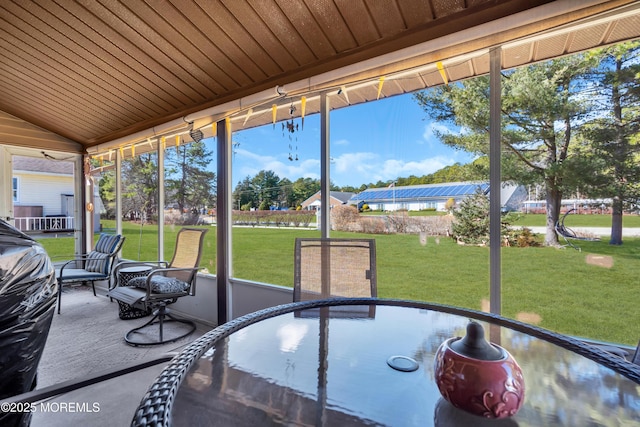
left=14, top=171, right=74, bottom=216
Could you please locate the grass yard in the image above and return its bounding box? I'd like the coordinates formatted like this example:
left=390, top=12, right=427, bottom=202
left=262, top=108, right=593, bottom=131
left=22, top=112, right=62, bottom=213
left=39, top=220, right=640, bottom=346
left=361, top=211, right=640, bottom=227
left=511, top=213, right=640, bottom=227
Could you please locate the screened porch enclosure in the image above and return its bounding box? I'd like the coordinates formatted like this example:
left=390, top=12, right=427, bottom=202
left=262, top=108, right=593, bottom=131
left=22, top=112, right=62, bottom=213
left=1, top=1, right=639, bottom=345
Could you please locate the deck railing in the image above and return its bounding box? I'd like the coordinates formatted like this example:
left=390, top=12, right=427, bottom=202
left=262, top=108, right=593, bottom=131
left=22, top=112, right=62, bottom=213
left=13, top=216, right=74, bottom=232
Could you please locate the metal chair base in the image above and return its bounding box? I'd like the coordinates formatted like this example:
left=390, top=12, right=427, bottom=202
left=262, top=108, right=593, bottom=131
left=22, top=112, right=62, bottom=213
left=57, top=280, right=98, bottom=314
left=124, top=306, right=196, bottom=347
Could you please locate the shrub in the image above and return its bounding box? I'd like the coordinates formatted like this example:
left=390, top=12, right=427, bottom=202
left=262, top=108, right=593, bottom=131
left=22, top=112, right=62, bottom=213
left=452, top=189, right=491, bottom=244
left=503, top=226, right=540, bottom=247
left=452, top=189, right=515, bottom=246
left=387, top=211, right=410, bottom=233
left=445, top=197, right=456, bottom=211
left=411, top=215, right=453, bottom=236
left=331, top=205, right=360, bottom=231
left=358, top=216, right=388, bottom=234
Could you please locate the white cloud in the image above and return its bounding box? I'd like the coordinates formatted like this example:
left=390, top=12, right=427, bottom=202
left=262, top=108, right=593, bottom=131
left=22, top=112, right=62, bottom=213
left=233, top=148, right=319, bottom=182
left=234, top=147, right=465, bottom=188
left=333, top=138, right=350, bottom=146
left=332, top=152, right=378, bottom=174
left=330, top=151, right=456, bottom=186
left=423, top=122, right=451, bottom=141
left=421, top=122, right=465, bottom=147
left=381, top=157, right=453, bottom=178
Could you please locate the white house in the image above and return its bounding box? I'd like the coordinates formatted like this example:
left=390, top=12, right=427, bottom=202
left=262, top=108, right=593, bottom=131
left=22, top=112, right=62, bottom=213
left=301, top=191, right=355, bottom=211
left=12, top=155, right=75, bottom=231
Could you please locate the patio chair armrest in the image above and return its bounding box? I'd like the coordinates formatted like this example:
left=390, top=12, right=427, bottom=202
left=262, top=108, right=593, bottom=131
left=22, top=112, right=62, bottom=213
left=113, top=260, right=168, bottom=277
left=58, top=255, right=92, bottom=275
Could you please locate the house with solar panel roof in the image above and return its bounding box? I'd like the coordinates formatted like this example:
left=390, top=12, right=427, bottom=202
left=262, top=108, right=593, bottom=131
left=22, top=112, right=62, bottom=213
left=349, top=181, right=526, bottom=213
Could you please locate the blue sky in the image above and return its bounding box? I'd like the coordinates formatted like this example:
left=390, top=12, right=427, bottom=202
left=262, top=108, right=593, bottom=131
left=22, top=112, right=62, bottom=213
left=229, top=93, right=474, bottom=188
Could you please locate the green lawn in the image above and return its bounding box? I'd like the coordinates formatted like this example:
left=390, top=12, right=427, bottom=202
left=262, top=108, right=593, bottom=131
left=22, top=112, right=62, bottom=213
left=39, top=220, right=640, bottom=346
left=511, top=213, right=640, bottom=227
left=362, top=211, right=640, bottom=227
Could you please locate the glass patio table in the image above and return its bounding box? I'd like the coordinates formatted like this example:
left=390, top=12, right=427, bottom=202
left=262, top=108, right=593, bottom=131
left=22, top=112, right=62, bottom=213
left=132, top=298, right=640, bottom=426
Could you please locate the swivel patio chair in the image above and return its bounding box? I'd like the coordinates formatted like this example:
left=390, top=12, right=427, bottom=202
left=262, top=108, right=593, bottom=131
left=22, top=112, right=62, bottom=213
left=55, top=233, right=125, bottom=314
left=107, top=228, right=208, bottom=346
left=293, top=238, right=377, bottom=301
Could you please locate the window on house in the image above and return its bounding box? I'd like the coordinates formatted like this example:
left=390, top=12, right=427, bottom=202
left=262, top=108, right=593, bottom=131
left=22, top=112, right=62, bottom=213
left=12, top=177, right=18, bottom=202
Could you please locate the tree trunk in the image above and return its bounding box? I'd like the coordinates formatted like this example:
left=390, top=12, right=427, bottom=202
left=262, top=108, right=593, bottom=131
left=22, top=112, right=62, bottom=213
left=609, top=57, right=624, bottom=246
left=610, top=196, right=623, bottom=245
left=545, top=185, right=561, bottom=246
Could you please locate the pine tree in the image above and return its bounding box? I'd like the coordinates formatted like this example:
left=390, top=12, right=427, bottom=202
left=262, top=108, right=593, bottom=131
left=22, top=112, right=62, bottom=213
left=452, top=189, right=490, bottom=244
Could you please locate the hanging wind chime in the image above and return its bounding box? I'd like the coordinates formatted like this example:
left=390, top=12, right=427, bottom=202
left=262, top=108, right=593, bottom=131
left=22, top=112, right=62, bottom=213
left=272, top=97, right=306, bottom=161
left=279, top=97, right=306, bottom=161
left=283, top=103, right=298, bottom=161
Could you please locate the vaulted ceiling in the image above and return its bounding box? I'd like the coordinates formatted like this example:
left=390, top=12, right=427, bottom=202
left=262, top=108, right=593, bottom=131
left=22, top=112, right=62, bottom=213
left=1, top=0, right=639, bottom=155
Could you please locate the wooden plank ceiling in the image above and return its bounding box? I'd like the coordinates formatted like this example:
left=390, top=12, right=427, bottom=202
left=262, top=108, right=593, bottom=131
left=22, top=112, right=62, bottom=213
left=0, top=0, right=639, bottom=154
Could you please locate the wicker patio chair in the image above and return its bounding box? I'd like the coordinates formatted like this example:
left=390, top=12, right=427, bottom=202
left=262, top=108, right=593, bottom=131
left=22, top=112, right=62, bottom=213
left=55, top=233, right=125, bottom=314
left=107, top=228, right=207, bottom=346
left=293, top=238, right=377, bottom=302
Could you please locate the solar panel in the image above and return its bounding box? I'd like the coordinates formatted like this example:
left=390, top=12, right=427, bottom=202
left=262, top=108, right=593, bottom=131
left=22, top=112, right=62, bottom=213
left=454, top=185, right=469, bottom=195
left=433, top=186, right=447, bottom=196
left=352, top=183, right=492, bottom=203
left=447, top=186, right=460, bottom=196
left=422, top=187, right=435, bottom=197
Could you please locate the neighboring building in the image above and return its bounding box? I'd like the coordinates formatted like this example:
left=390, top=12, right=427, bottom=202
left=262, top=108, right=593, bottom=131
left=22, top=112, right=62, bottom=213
left=522, top=198, right=612, bottom=214
left=349, top=181, right=527, bottom=212
left=301, top=191, right=355, bottom=211
left=12, top=156, right=75, bottom=231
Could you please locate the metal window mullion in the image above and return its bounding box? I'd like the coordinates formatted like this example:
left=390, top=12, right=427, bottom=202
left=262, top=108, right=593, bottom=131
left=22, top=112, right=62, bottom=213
left=489, top=46, right=502, bottom=315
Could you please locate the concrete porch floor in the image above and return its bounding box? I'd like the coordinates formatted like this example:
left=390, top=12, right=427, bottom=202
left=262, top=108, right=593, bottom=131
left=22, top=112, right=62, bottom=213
left=30, top=285, right=211, bottom=426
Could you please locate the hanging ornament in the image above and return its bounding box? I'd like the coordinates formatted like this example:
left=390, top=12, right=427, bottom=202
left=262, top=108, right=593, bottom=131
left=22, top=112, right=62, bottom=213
left=377, top=76, right=385, bottom=100
left=300, top=96, right=306, bottom=130
left=437, top=61, right=448, bottom=84
left=131, top=144, right=135, bottom=157
left=272, top=104, right=277, bottom=128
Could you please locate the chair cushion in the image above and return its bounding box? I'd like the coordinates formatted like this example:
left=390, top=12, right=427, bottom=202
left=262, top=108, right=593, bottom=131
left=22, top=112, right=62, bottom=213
left=95, top=233, right=121, bottom=254
left=84, top=234, right=122, bottom=274
left=56, top=268, right=108, bottom=281
left=85, top=251, right=110, bottom=274
left=129, top=275, right=190, bottom=294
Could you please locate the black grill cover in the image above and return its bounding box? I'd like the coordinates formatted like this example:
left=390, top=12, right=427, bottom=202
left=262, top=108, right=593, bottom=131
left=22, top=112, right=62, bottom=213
left=0, top=220, right=57, bottom=426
